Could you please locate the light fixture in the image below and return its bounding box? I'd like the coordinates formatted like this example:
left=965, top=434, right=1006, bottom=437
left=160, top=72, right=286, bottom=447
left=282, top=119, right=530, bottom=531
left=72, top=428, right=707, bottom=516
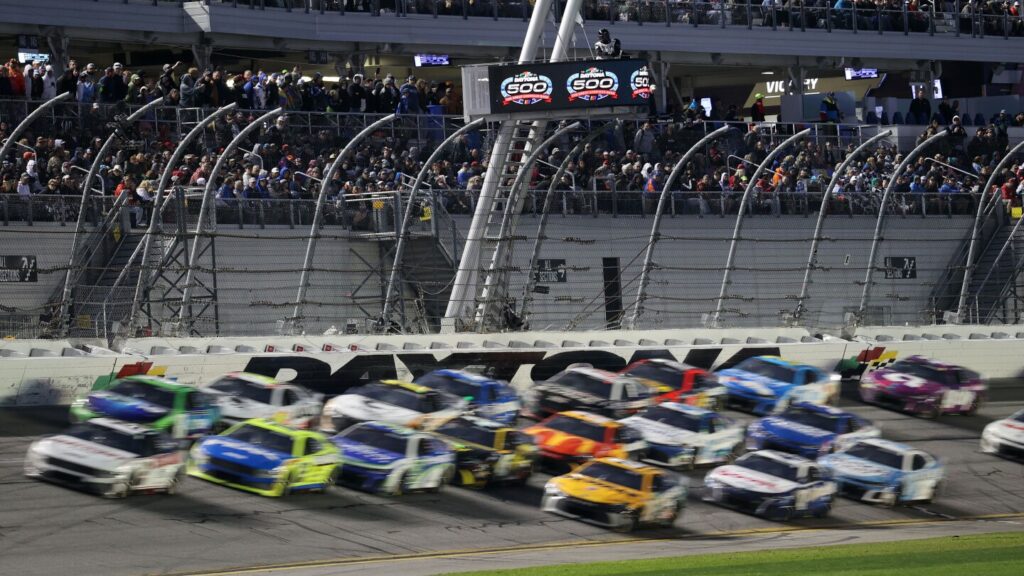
left=761, top=71, right=775, bottom=75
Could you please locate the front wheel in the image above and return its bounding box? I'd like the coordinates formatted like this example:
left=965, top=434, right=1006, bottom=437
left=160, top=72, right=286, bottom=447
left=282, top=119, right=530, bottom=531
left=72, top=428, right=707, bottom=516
left=965, top=395, right=983, bottom=416
left=615, top=509, right=641, bottom=533
left=165, top=468, right=185, bottom=495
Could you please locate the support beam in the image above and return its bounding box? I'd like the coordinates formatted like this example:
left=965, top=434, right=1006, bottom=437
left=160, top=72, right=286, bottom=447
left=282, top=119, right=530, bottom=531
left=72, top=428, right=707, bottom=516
left=713, top=128, right=811, bottom=327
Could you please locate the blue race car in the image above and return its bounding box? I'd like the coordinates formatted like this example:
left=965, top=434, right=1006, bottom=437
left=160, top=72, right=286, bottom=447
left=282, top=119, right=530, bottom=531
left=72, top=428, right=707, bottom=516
left=415, top=369, right=521, bottom=425
left=330, top=421, right=455, bottom=495
left=703, top=450, right=837, bottom=520
left=718, top=356, right=839, bottom=415
left=819, top=438, right=944, bottom=507
left=745, top=402, right=881, bottom=459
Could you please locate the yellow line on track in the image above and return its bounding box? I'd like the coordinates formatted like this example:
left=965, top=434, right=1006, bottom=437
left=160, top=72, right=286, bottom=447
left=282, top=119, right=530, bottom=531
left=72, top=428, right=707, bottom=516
left=177, top=512, right=1024, bottom=576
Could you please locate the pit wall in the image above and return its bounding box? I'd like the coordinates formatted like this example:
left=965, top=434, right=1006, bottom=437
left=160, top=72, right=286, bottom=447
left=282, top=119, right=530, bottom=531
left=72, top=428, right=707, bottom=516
left=1, top=325, right=1022, bottom=406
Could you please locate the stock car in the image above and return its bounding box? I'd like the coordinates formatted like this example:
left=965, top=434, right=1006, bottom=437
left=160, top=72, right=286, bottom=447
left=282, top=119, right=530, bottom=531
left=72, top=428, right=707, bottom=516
left=542, top=457, right=687, bottom=532
left=414, top=369, right=521, bottom=425
left=429, top=415, right=537, bottom=488
left=620, top=359, right=728, bottom=410
left=745, top=402, right=880, bottom=459
left=199, top=372, right=323, bottom=429
left=70, top=375, right=220, bottom=439
left=703, top=450, right=837, bottom=520
left=524, top=366, right=656, bottom=420
left=859, top=356, right=986, bottom=418
left=330, top=421, right=455, bottom=495
left=319, top=380, right=467, bottom=433
left=188, top=418, right=340, bottom=497
left=718, top=356, right=840, bottom=415
left=619, top=403, right=744, bottom=469
left=981, top=408, right=1024, bottom=460
left=521, top=410, right=647, bottom=469
left=24, top=418, right=185, bottom=498
left=819, top=438, right=945, bottom=506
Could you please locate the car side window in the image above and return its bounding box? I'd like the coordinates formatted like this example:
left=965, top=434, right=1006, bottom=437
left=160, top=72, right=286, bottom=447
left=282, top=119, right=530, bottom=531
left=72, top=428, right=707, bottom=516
left=293, top=437, right=307, bottom=456
left=837, top=418, right=852, bottom=434
left=282, top=389, right=299, bottom=406
left=307, top=438, right=323, bottom=455
left=911, top=454, right=927, bottom=470
left=184, top=391, right=198, bottom=410
left=705, top=417, right=716, bottom=434
left=418, top=438, right=434, bottom=456
left=806, top=466, right=821, bottom=482
left=616, top=426, right=643, bottom=444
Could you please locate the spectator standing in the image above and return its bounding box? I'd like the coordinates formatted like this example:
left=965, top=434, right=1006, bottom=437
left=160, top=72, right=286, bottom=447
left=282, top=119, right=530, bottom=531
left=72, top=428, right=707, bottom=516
left=159, top=62, right=179, bottom=98
left=348, top=73, right=367, bottom=112
left=179, top=67, right=199, bottom=107
left=77, top=71, right=96, bottom=103
left=819, top=92, right=842, bottom=123
left=908, top=88, right=931, bottom=124
left=40, top=65, right=57, bottom=100
left=750, top=93, right=766, bottom=121
left=399, top=75, right=422, bottom=114
left=378, top=75, right=400, bottom=114
left=57, top=61, right=78, bottom=97
left=633, top=121, right=656, bottom=157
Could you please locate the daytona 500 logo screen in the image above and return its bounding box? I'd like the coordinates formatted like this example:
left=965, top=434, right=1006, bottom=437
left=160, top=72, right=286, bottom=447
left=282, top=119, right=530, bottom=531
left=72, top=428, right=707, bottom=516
left=488, top=59, right=649, bottom=112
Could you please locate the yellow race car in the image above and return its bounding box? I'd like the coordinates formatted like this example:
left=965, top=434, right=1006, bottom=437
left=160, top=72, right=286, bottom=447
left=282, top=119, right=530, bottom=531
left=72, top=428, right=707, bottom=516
left=430, top=415, right=537, bottom=488
left=188, top=418, right=340, bottom=497
left=542, top=457, right=688, bottom=531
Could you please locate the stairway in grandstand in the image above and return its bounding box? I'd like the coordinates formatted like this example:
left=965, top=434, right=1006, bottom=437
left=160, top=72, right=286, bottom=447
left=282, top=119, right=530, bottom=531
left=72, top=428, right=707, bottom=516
left=68, top=230, right=153, bottom=339
left=401, top=238, right=457, bottom=332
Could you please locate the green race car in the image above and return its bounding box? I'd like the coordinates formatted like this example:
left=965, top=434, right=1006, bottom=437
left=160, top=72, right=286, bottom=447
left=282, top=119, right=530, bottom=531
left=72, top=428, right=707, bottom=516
left=70, top=375, right=220, bottom=439
left=188, top=418, right=341, bottom=497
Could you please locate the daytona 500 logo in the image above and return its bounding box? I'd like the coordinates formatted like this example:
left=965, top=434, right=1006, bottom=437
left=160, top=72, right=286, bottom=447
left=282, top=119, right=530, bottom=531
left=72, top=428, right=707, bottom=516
left=499, top=71, right=554, bottom=106
left=630, top=66, right=651, bottom=99
left=566, top=67, right=619, bottom=102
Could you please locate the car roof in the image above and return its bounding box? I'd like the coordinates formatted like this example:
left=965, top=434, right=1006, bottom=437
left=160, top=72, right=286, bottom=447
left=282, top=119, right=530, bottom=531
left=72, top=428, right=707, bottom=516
left=379, top=379, right=432, bottom=394
left=450, top=414, right=509, bottom=431
left=240, top=418, right=310, bottom=437
left=655, top=402, right=713, bottom=417
left=625, top=358, right=701, bottom=372
left=120, top=375, right=193, bottom=391
left=590, top=456, right=662, bottom=475
left=224, top=372, right=280, bottom=387
left=856, top=437, right=915, bottom=454
left=357, top=420, right=416, bottom=436
left=740, top=356, right=815, bottom=370
left=749, top=449, right=813, bottom=465
left=89, top=417, right=156, bottom=435
left=900, top=355, right=959, bottom=370
left=562, top=367, right=621, bottom=383
left=556, top=410, right=618, bottom=427
left=430, top=369, right=494, bottom=384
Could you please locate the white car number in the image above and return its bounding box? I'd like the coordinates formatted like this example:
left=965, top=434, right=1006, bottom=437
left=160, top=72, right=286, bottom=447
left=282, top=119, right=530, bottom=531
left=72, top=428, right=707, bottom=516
left=941, top=389, right=974, bottom=409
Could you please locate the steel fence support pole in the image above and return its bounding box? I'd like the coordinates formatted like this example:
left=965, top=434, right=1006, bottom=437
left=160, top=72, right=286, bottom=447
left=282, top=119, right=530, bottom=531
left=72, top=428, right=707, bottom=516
left=179, top=107, right=283, bottom=333
left=956, top=138, right=1024, bottom=319
left=628, top=125, right=732, bottom=329
left=857, top=129, right=948, bottom=323
left=288, top=113, right=396, bottom=334
left=793, top=129, right=891, bottom=324
left=381, top=118, right=484, bottom=328
left=712, top=128, right=811, bottom=327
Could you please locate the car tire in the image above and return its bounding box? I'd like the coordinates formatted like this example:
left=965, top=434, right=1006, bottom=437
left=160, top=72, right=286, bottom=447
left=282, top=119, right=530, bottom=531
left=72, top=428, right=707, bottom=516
left=426, top=467, right=452, bottom=494
left=510, top=464, right=533, bottom=486
left=107, top=481, right=130, bottom=499
left=662, top=503, right=682, bottom=527
left=165, top=468, right=184, bottom=495
left=389, top=472, right=407, bottom=496
left=726, top=443, right=744, bottom=463
left=965, top=395, right=982, bottom=416
left=927, top=403, right=942, bottom=420
left=922, top=481, right=943, bottom=504
left=615, top=509, right=641, bottom=533
left=813, top=500, right=832, bottom=518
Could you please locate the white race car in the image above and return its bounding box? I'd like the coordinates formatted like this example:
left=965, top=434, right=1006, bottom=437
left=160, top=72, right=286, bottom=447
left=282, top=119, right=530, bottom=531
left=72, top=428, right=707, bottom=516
left=24, top=418, right=185, bottom=498
left=319, top=380, right=467, bottom=433
left=980, top=408, right=1024, bottom=460
left=620, top=403, right=744, bottom=469
left=200, top=372, right=322, bottom=429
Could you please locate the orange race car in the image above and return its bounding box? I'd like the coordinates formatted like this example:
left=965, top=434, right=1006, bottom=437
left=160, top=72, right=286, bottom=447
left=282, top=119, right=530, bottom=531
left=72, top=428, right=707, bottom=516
left=521, top=410, right=648, bottom=468
left=620, top=359, right=728, bottom=411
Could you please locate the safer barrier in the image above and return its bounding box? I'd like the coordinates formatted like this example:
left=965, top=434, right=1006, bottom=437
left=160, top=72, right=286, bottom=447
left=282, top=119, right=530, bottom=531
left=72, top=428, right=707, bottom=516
left=1, top=325, right=1021, bottom=406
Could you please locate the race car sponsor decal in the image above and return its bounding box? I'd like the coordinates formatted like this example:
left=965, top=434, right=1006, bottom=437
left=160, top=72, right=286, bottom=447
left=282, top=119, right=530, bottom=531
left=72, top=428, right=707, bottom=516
left=622, top=417, right=698, bottom=445
left=711, top=465, right=797, bottom=493
left=87, top=392, right=168, bottom=423
left=566, top=67, right=619, bottom=102
left=540, top=384, right=603, bottom=403
left=827, top=457, right=890, bottom=478
left=763, top=418, right=832, bottom=439
left=835, top=347, right=898, bottom=379
left=878, top=372, right=928, bottom=388
left=340, top=441, right=403, bottom=465
left=499, top=71, right=554, bottom=106
left=202, top=437, right=288, bottom=462
left=630, top=66, right=651, bottom=99
left=49, top=435, right=136, bottom=460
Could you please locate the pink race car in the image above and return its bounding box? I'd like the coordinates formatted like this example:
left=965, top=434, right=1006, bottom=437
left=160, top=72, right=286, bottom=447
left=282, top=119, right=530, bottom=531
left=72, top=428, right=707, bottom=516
left=859, top=356, right=986, bottom=419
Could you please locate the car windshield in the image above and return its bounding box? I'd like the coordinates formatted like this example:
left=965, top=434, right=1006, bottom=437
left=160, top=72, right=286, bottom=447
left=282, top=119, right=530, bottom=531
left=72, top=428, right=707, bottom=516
left=349, top=383, right=431, bottom=412
left=65, top=422, right=146, bottom=455
left=622, top=363, right=680, bottom=388
left=738, top=454, right=801, bottom=482
left=780, top=405, right=840, bottom=432
left=416, top=373, right=479, bottom=400
left=887, top=361, right=954, bottom=385
left=225, top=424, right=294, bottom=455
left=1012, top=410, right=1024, bottom=423
left=578, top=462, right=645, bottom=491
left=732, top=358, right=797, bottom=383
left=436, top=420, right=497, bottom=448
left=108, top=379, right=176, bottom=409
left=543, top=415, right=607, bottom=443
left=342, top=425, right=408, bottom=455
left=549, top=371, right=612, bottom=399
left=638, top=406, right=703, bottom=432
left=845, top=443, right=904, bottom=469
left=209, top=377, right=274, bottom=404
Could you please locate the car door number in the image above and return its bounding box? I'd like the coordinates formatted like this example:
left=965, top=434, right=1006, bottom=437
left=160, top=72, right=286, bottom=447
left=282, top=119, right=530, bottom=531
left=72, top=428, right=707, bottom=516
left=941, top=389, right=973, bottom=409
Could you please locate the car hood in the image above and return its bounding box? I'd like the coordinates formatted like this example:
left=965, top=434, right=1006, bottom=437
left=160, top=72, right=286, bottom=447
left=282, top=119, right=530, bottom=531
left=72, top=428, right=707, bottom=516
left=552, top=473, right=645, bottom=506
left=620, top=416, right=700, bottom=446
left=819, top=454, right=896, bottom=482
left=987, top=419, right=1024, bottom=443
left=717, top=369, right=790, bottom=397
left=32, top=435, right=137, bottom=471
left=707, top=464, right=799, bottom=494
left=199, top=436, right=291, bottom=470
left=332, top=437, right=404, bottom=466
left=760, top=417, right=835, bottom=445
left=328, top=394, right=422, bottom=426
left=206, top=393, right=276, bottom=420
left=536, top=383, right=605, bottom=405
left=524, top=427, right=600, bottom=456
left=86, top=390, right=170, bottom=423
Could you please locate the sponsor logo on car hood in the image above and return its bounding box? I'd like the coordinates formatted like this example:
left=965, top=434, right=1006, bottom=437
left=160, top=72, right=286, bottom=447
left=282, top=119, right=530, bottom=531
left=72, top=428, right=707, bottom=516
left=200, top=436, right=290, bottom=471
left=334, top=437, right=404, bottom=466
left=621, top=416, right=699, bottom=446
left=526, top=427, right=599, bottom=456
left=34, top=435, right=137, bottom=472
left=990, top=420, right=1024, bottom=442
left=760, top=417, right=834, bottom=444
left=87, top=391, right=170, bottom=423
left=709, top=464, right=798, bottom=494
left=330, top=394, right=422, bottom=426
left=821, top=454, right=895, bottom=482
left=718, top=370, right=790, bottom=397
left=553, top=473, right=645, bottom=506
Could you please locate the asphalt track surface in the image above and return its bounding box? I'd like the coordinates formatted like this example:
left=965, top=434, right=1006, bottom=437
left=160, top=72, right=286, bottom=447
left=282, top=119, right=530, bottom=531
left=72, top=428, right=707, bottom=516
left=1, top=379, right=1022, bottom=576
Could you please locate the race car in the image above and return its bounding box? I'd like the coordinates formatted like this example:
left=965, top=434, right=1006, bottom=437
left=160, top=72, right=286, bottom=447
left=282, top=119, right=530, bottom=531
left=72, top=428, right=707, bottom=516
left=524, top=366, right=656, bottom=420
left=703, top=450, right=837, bottom=520
left=429, top=415, right=537, bottom=488
left=330, top=421, right=455, bottom=495
left=717, top=356, right=839, bottom=415
left=24, top=418, right=185, bottom=498
left=200, top=372, right=323, bottom=429
left=521, top=410, right=647, bottom=469
left=745, top=402, right=880, bottom=459
left=542, top=457, right=687, bottom=532
left=70, top=375, right=220, bottom=439
left=620, top=359, right=728, bottom=410
left=188, top=418, right=340, bottom=497
left=981, top=408, right=1024, bottom=460
left=414, top=369, right=521, bottom=425
left=818, top=438, right=944, bottom=506
left=859, top=356, right=986, bottom=418
left=319, top=380, right=467, bottom=433
left=619, top=403, right=744, bottom=470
